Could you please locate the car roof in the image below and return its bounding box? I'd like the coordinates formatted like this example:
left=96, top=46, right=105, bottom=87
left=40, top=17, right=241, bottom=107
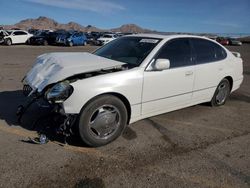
left=7, top=30, right=27, bottom=32
left=127, top=33, right=208, bottom=40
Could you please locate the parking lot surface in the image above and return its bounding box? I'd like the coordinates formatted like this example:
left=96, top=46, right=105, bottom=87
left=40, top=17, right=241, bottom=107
left=0, top=44, right=250, bottom=188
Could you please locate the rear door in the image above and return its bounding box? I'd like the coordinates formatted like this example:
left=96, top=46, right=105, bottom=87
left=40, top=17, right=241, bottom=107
left=191, top=38, right=228, bottom=102
left=142, top=38, right=195, bottom=115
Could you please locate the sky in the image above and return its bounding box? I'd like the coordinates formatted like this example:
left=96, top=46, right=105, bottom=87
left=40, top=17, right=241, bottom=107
left=0, top=0, right=249, bottom=33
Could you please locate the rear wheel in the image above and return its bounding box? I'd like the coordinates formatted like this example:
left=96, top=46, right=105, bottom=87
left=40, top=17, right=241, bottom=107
left=211, top=78, right=231, bottom=106
left=78, top=95, right=128, bottom=147
left=5, top=38, right=12, bottom=46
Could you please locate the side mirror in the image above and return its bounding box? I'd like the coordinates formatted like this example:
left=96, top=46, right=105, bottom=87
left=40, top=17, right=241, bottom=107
left=153, top=59, right=170, bottom=71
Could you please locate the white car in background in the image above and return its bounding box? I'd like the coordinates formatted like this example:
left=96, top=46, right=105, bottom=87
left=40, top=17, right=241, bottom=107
left=4, top=30, right=33, bottom=45
left=21, top=34, right=243, bottom=146
left=97, top=34, right=117, bottom=45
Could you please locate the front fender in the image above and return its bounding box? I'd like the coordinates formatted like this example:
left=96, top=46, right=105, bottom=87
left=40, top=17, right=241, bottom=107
left=62, top=68, right=143, bottom=115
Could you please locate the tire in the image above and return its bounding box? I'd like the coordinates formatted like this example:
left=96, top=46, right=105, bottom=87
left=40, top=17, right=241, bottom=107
left=26, top=39, right=30, bottom=45
left=68, top=41, right=73, bottom=47
left=43, top=40, right=48, bottom=46
left=5, top=38, right=12, bottom=46
left=78, top=95, right=128, bottom=147
left=211, top=78, right=231, bottom=106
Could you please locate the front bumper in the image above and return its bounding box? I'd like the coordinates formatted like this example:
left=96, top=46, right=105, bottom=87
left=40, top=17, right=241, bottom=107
left=17, top=86, right=78, bottom=140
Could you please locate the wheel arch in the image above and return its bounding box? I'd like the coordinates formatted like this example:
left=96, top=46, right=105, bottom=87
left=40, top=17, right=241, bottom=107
left=5, top=37, right=12, bottom=44
left=224, top=76, right=233, bottom=91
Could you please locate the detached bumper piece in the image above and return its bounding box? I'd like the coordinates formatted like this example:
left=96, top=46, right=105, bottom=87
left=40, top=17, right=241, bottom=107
left=28, top=134, right=49, bottom=144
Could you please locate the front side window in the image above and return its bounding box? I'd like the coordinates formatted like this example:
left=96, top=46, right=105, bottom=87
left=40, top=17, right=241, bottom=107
left=94, top=37, right=161, bottom=67
left=14, top=31, right=27, bottom=35
left=156, top=38, right=192, bottom=68
left=192, top=38, right=227, bottom=64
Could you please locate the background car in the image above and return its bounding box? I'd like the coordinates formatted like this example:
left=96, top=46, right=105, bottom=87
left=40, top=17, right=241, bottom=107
left=0, top=30, right=8, bottom=44
left=216, top=37, right=229, bottom=45
left=227, top=38, right=242, bottom=46
left=97, top=33, right=117, bottom=45
left=56, top=31, right=87, bottom=46
left=29, top=30, right=54, bottom=45
left=88, top=32, right=103, bottom=45
left=4, top=30, right=33, bottom=45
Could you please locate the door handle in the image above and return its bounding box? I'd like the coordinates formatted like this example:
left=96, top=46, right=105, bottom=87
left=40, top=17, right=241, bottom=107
left=185, top=71, right=193, bottom=76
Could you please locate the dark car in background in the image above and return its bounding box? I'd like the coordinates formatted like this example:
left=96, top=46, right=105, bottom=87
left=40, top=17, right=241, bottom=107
left=55, top=31, right=87, bottom=46
left=29, top=30, right=53, bottom=45
left=87, top=32, right=103, bottom=45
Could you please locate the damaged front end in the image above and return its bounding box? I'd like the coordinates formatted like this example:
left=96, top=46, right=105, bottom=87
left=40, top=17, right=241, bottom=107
left=17, top=81, right=78, bottom=143
left=16, top=53, right=128, bottom=142
left=17, top=52, right=126, bottom=144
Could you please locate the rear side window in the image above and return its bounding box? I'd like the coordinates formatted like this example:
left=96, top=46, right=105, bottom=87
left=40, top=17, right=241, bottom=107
left=14, top=31, right=27, bottom=35
left=156, top=38, right=192, bottom=68
left=192, top=38, right=227, bottom=64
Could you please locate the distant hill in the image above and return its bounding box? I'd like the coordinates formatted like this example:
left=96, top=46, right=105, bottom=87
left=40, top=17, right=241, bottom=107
left=1, top=16, right=153, bottom=33
left=111, top=24, right=152, bottom=33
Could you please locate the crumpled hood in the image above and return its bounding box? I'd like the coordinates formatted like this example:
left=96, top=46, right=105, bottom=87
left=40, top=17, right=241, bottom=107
left=24, top=52, right=124, bottom=92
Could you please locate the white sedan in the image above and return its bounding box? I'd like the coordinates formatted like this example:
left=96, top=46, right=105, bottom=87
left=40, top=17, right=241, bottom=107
left=4, top=30, right=33, bottom=45
left=22, top=34, right=243, bottom=146
left=97, top=34, right=117, bottom=45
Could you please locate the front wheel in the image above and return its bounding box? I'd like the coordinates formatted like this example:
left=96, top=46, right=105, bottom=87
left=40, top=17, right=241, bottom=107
left=5, top=38, right=12, bottom=46
left=78, top=95, right=128, bottom=147
left=211, top=78, right=231, bottom=106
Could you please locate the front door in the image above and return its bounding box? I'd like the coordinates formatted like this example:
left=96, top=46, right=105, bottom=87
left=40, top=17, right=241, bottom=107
left=142, top=38, right=195, bottom=115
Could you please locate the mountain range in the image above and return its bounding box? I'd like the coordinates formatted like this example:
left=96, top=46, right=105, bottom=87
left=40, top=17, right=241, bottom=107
left=1, top=16, right=153, bottom=33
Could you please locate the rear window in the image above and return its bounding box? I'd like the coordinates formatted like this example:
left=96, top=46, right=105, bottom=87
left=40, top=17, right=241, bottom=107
left=192, top=38, right=227, bottom=64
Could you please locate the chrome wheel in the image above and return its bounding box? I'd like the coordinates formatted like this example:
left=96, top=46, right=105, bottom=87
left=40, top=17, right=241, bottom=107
left=89, top=105, right=121, bottom=140
left=78, top=95, right=128, bottom=146
left=214, top=80, right=230, bottom=105
left=216, top=82, right=229, bottom=105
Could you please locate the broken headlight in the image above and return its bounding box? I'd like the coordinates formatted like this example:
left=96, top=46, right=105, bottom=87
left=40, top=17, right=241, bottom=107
left=46, top=81, right=73, bottom=103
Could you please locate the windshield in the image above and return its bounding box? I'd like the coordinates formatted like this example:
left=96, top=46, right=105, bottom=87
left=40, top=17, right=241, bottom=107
left=35, top=31, right=48, bottom=36
left=94, top=36, right=161, bottom=66
left=66, top=33, right=73, bottom=37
